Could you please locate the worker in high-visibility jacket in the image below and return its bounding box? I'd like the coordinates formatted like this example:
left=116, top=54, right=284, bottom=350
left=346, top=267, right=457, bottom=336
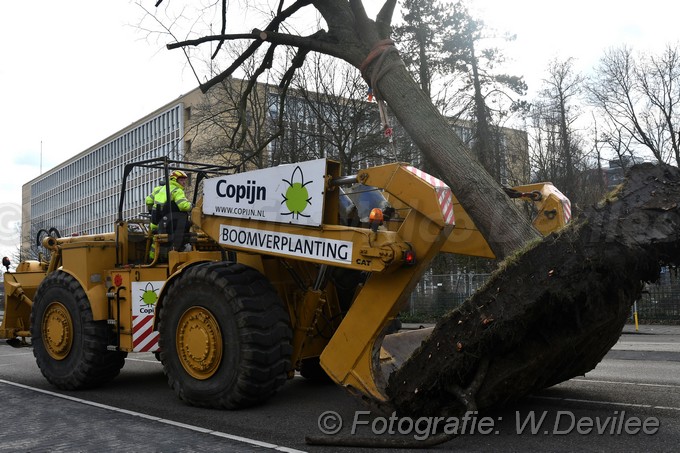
left=145, top=170, right=192, bottom=259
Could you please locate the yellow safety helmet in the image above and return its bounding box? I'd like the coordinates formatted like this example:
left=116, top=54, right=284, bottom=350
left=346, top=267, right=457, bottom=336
left=170, top=170, right=188, bottom=180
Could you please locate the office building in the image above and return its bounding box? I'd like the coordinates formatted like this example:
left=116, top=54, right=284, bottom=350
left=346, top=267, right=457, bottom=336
left=22, top=88, right=204, bottom=255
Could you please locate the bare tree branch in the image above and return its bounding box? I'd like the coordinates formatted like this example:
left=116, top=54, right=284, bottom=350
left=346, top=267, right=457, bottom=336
left=211, top=0, right=228, bottom=59
left=154, top=0, right=542, bottom=258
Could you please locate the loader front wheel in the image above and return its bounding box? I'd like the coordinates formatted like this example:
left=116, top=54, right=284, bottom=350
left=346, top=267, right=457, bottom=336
left=31, top=271, right=127, bottom=389
left=158, top=262, right=292, bottom=409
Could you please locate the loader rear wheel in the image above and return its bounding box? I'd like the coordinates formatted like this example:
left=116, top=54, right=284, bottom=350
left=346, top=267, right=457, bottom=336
left=41, top=301, right=74, bottom=360
left=158, top=262, right=292, bottom=409
left=30, top=271, right=127, bottom=389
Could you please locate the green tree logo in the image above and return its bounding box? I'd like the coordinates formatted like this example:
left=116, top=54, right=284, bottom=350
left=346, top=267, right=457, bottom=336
left=140, top=282, right=159, bottom=306
left=281, top=165, right=313, bottom=219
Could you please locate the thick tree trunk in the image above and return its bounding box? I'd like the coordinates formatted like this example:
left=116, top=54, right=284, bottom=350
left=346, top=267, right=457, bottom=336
left=371, top=52, right=540, bottom=257
left=385, top=163, right=680, bottom=417
left=469, top=44, right=498, bottom=180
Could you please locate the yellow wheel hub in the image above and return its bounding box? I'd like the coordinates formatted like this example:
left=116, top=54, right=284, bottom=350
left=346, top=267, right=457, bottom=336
left=176, top=306, right=223, bottom=380
left=42, top=302, right=73, bottom=360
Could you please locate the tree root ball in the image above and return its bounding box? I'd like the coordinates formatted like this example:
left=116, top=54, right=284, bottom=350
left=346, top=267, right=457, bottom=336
left=386, top=163, right=680, bottom=417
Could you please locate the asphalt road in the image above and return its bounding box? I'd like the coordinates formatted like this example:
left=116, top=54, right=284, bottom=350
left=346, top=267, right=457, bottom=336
left=0, top=328, right=679, bottom=452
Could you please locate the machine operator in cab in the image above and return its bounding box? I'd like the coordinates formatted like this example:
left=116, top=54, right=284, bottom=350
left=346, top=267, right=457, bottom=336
left=145, top=170, right=193, bottom=259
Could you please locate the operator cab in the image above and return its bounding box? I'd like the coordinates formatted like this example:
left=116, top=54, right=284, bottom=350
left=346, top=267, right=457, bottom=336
left=116, top=157, right=238, bottom=266
left=340, top=184, right=399, bottom=229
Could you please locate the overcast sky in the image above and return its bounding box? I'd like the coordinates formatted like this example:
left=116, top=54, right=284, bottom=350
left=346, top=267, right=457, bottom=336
left=473, top=0, right=680, bottom=93
left=0, top=0, right=677, bottom=260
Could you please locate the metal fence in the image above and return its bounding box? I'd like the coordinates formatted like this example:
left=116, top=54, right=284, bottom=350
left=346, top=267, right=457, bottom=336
left=636, top=267, right=680, bottom=323
left=405, top=269, right=680, bottom=324
left=405, top=272, right=491, bottom=323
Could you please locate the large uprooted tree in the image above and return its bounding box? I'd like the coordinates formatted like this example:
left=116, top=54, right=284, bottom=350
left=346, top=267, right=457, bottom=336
left=155, top=0, right=539, bottom=259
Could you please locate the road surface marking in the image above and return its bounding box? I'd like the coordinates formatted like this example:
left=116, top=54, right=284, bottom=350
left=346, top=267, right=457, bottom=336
left=0, top=379, right=306, bottom=453
left=533, top=393, right=680, bottom=412
left=532, top=378, right=680, bottom=411
left=125, top=357, right=162, bottom=364
left=573, top=378, right=680, bottom=389
left=612, top=342, right=680, bottom=352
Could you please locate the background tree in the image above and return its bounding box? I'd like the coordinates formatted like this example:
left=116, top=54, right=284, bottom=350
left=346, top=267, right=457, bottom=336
left=187, top=50, right=404, bottom=174
left=382, top=0, right=531, bottom=276
left=155, top=40, right=270, bottom=168
left=438, top=0, right=528, bottom=182
left=391, top=0, right=447, bottom=98
left=272, top=53, right=390, bottom=172
left=587, top=44, right=680, bottom=166
left=155, top=0, right=542, bottom=259
left=186, top=73, right=277, bottom=169
left=392, top=0, right=529, bottom=184
left=528, top=58, right=593, bottom=206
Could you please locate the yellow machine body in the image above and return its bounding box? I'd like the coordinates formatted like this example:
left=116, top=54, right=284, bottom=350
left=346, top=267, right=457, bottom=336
left=1, top=158, right=570, bottom=405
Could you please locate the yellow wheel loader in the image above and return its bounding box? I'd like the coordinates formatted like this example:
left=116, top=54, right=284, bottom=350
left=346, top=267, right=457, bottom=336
left=0, top=157, right=571, bottom=408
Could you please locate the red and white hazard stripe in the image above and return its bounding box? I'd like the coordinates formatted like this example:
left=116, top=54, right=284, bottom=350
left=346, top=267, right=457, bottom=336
left=563, top=199, right=572, bottom=222
left=132, top=315, right=160, bottom=352
left=435, top=187, right=456, bottom=225
left=405, top=166, right=456, bottom=225
left=551, top=186, right=572, bottom=223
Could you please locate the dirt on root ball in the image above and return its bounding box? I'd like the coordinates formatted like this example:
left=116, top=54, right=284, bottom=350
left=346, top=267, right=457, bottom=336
left=386, top=163, right=680, bottom=418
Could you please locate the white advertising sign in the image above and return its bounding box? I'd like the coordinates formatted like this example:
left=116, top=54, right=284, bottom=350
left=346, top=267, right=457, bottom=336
left=131, top=281, right=165, bottom=316
left=203, top=158, right=327, bottom=227
left=130, top=281, right=163, bottom=353
left=219, top=225, right=353, bottom=265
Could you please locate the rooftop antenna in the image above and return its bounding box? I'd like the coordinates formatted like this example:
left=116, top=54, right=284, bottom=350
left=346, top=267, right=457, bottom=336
left=40, top=140, right=43, bottom=174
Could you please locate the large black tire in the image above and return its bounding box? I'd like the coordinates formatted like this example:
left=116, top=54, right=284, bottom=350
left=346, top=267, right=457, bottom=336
left=30, top=271, right=127, bottom=389
left=158, top=262, right=292, bottom=409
